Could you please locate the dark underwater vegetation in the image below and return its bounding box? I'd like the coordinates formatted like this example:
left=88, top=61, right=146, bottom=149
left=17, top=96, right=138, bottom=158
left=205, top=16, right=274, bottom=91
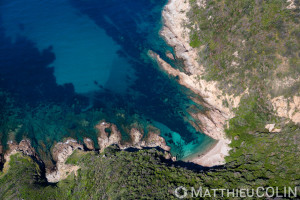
left=0, top=1, right=299, bottom=199
left=0, top=0, right=215, bottom=166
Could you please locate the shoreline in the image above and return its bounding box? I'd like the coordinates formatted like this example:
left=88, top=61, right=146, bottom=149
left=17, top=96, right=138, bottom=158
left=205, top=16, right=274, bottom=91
left=2, top=121, right=176, bottom=183
left=183, top=139, right=231, bottom=167
left=0, top=0, right=233, bottom=171
left=159, top=0, right=232, bottom=166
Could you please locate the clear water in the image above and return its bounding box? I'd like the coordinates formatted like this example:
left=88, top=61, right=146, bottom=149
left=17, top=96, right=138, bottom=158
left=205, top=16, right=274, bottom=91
left=1, top=0, right=133, bottom=94
left=0, top=0, right=215, bottom=162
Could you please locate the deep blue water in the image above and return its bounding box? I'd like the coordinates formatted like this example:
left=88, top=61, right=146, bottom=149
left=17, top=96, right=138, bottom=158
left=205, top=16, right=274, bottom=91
left=0, top=0, right=215, bottom=161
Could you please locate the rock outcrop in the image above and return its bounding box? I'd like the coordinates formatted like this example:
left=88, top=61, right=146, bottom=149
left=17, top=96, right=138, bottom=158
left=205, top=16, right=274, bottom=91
left=4, top=139, right=38, bottom=161
left=265, top=124, right=281, bottom=133
left=1, top=121, right=175, bottom=183
left=1, top=139, right=40, bottom=173
left=149, top=51, right=228, bottom=140
left=84, top=137, right=95, bottom=150
left=95, top=121, right=172, bottom=152
left=166, top=51, right=175, bottom=60
left=146, top=131, right=171, bottom=151
left=153, top=0, right=234, bottom=166
left=159, top=0, right=244, bottom=135
left=149, top=0, right=239, bottom=142
left=130, top=128, right=143, bottom=145
left=271, top=96, right=300, bottom=124
left=96, top=121, right=122, bottom=152
left=44, top=121, right=174, bottom=183
left=46, top=139, right=83, bottom=183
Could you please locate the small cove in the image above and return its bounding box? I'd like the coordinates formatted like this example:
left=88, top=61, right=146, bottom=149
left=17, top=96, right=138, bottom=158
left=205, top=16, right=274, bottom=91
left=0, top=0, right=215, bottom=161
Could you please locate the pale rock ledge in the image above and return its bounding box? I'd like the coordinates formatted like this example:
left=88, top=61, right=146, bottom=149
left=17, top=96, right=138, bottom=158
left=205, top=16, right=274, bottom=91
left=46, top=139, right=83, bottom=183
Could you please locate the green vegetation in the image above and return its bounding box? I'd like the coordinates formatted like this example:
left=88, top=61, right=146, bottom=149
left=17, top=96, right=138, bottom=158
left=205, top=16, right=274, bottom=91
left=0, top=1, right=299, bottom=199
left=224, top=94, right=300, bottom=189
left=0, top=94, right=102, bottom=167
left=187, top=0, right=300, bottom=96
left=186, top=1, right=300, bottom=196
left=0, top=153, right=56, bottom=199
left=0, top=120, right=299, bottom=200
left=186, top=0, right=300, bottom=196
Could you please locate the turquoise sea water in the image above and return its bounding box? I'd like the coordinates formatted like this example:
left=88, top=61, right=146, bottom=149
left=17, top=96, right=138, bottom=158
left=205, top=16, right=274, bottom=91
left=0, top=0, right=215, bottom=162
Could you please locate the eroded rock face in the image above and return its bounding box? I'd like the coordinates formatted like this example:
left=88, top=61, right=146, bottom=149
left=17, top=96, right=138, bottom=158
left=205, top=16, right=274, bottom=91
left=96, top=122, right=122, bottom=152
left=2, top=139, right=41, bottom=172
left=158, top=0, right=244, bottom=140
left=130, top=128, right=143, bottom=145
left=189, top=110, right=227, bottom=140
left=146, top=131, right=171, bottom=151
left=51, top=139, right=83, bottom=163
left=1, top=122, right=175, bottom=182
left=152, top=0, right=245, bottom=141
left=95, top=121, right=172, bottom=152
left=272, top=96, right=300, bottom=124
left=161, top=0, right=201, bottom=74
left=265, top=124, right=281, bottom=133
left=149, top=51, right=229, bottom=140
left=46, top=139, right=83, bottom=183
left=150, top=0, right=234, bottom=166
left=4, top=139, right=38, bottom=161
left=44, top=121, right=174, bottom=183
left=84, top=138, right=95, bottom=150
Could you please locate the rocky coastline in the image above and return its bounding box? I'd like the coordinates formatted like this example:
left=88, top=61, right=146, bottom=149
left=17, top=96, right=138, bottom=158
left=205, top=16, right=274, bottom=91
left=95, top=121, right=171, bottom=152
left=153, top=0, right=234, bottom=166
left=0, top=0, right=235, bottom=176
left=0, top=120, right=175, bottom=183
left=157, top=0, right=300, bottom=166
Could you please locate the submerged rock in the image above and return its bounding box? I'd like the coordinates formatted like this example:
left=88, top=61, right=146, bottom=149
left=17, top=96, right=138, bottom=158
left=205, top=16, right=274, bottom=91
left=166, top=51, right=175, bottom=60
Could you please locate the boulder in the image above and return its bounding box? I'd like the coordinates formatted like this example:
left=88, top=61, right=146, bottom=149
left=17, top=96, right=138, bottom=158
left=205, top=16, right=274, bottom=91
left=84, top=138, right=95, bottom=150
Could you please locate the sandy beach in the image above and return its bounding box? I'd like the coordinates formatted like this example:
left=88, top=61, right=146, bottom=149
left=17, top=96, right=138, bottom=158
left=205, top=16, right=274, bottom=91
left=184, top=139, right=231, bottom=167
left=159, top=0, right=232, bottom=167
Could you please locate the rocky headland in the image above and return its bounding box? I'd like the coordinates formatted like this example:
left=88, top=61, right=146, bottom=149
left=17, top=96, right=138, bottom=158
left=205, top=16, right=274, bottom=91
left=96, top=121, right=171, bottom=152
left=1, top=0, right=298, bottom=184
left=4, top=139, right=39, bottom=164
left=147, top=0, right=236, bottom=166
left=155, top=0, right=300, bottom=167
left=46, top=139, right=83, bottom=183
left=0, top=120, right=175, bottom=183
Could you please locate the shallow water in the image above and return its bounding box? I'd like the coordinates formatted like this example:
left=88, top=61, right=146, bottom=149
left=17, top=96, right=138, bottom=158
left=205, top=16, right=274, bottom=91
left=0, top=0, right=215, bottom=161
